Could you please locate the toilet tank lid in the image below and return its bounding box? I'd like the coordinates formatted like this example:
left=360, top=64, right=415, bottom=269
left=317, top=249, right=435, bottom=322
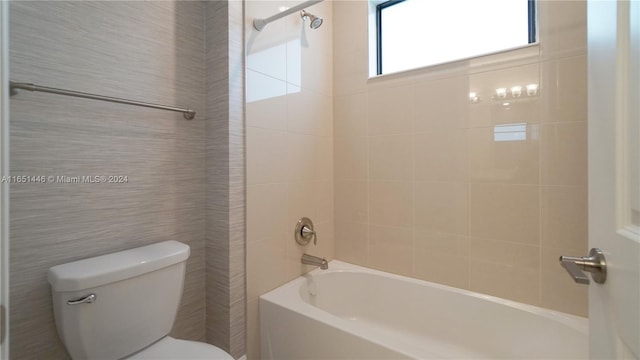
left=48, top=240, right=190, bottom=292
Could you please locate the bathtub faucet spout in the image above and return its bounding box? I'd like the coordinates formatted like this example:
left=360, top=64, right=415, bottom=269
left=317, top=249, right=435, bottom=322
left=301, top=254, right=328, bottom=270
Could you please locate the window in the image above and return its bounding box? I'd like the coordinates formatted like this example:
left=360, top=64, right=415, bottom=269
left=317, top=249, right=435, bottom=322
left=376, top=0, right=536, bottom=75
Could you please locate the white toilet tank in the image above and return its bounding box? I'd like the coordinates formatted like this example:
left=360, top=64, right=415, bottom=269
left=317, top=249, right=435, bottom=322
left=47, top=240, right=190, bottom=360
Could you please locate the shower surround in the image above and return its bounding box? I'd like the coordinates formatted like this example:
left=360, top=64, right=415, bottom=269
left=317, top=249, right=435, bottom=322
left=245, top=0, right=335, bottom=358
left=332, top=0, right=588, bottom=316
left=246, top=0, right=589, bottom=358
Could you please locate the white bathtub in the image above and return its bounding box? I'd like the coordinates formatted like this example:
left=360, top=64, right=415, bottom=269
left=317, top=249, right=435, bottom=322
left=260, top=261, right=587, bottom=359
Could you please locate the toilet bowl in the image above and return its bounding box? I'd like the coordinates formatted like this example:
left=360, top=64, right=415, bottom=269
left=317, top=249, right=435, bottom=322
left=47, top=241, right=234, bottom=360
left=128, top=337, right=233, bottom=359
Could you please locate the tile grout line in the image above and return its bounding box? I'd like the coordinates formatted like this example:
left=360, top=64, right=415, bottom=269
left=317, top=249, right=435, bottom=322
left=538, top=58, right=544, bottom=307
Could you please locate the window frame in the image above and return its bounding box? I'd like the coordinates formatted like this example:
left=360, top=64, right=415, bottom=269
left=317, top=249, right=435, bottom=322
left=375, top=0, right=538, bottom=75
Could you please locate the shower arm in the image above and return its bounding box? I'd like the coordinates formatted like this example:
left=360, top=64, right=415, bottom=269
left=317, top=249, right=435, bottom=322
left=253, top=0, right=323, bottom=31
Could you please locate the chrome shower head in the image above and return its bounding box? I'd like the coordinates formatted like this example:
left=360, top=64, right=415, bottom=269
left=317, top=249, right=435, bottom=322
left=300, top=10, right=323, bottom=29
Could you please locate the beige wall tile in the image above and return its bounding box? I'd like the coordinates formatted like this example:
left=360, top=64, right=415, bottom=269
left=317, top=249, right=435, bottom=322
left=315, top=180, right=334, bottom=224
left=541, top=122, right=588, bottom=186
left=414, top=129, right=467, bottom=182
left=538, top=0, right=587, bottom=61
left=247, top=127, right=289, bottom=185
left=368, top=85, right=414, bottom=135
left=335, top=180, right=368, bottom=224
left=468, top=125, right=540, bottom=184
left=470, top=183, right=540, bottom=245
left=287, top=181, right=318, bottom=226
left=541, top=247, right=588, bottom=316
left=286, top=84, right=332, bottom=136
left=287, top=49, right=334, bottom=96
left=246, top=70, right=287, bottom=131
left=313, top=221, right=335, bottom=262
left=286, top=134, right=333, bottom=183
left=469, top=98, right=539, bottom=129
left=247, top=183, right=288, bottom=244
left=285, top=133, right=317, bottom=183
left=542, top=186, right=588, bottom=252
left=541, top=56, right=588, bottom=123
left=335, top=135, right=368, bottom=180
left=413, top=232, right=470, bottom=289
left=414, top=182, right=468, bottom=236
left=247, top=237, right=287, bottom=302
left=370, top=181, right=413, bottom=228
left=368, top=225, right=413, bottom=276
left=314, top=136, right=334, bottom=182
left=333, top=48, right=369, bottom=96
left=369, top=134, right=413, bottom=181
left=468, top=63, right=539, bottom=128
left=414, top=76, right=468, bottom=131
left=334, top=93, right=367, bottom=138
left=333, top=15, right=369, bottom=95
left=332, top=0, right=368, bottom=56
left=335, top=221, right=368, bottom=266
left=470, top=238, right=541, bottom=305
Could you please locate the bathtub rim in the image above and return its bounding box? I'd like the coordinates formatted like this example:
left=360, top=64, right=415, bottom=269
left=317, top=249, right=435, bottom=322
left=261, top=259, right=587, bottom=333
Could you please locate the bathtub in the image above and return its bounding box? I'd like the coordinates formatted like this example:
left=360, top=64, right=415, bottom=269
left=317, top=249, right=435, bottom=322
left=260, top=261, right=587, bottom=359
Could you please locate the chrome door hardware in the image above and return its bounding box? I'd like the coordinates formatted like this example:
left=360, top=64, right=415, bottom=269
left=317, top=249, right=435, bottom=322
left=295, top=217, right=316, bottom=246
left=67, top=293, right=97, bottom=305
left=559, top=248, right=607, bottom=284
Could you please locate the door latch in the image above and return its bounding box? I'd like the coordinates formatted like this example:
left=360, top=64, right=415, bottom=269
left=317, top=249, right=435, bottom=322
left=559, top=248, right=607, bottom=284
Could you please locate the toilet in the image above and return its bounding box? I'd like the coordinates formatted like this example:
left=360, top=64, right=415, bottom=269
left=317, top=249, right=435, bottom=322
left=47, top=240, right=234, bottom=360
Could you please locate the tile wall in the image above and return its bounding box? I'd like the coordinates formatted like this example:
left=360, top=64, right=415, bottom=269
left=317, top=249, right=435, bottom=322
left=245, top=1, right=334, bottom=358
left=9, top=1, right=246, bottom=358
left=205, top=1, right=246, bottom=358
left=9, top=2, right=207, bottom=358
left=333, top=0, right=588, bottom=317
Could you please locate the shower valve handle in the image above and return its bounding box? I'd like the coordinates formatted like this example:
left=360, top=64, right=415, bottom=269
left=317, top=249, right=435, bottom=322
left=301, top=225, right=317, bottom=245
left=295, top=217, right=317, bottom=246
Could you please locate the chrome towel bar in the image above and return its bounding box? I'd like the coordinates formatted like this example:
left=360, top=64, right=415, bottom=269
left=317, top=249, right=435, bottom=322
left=9, top=81, right=196, bottom=120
